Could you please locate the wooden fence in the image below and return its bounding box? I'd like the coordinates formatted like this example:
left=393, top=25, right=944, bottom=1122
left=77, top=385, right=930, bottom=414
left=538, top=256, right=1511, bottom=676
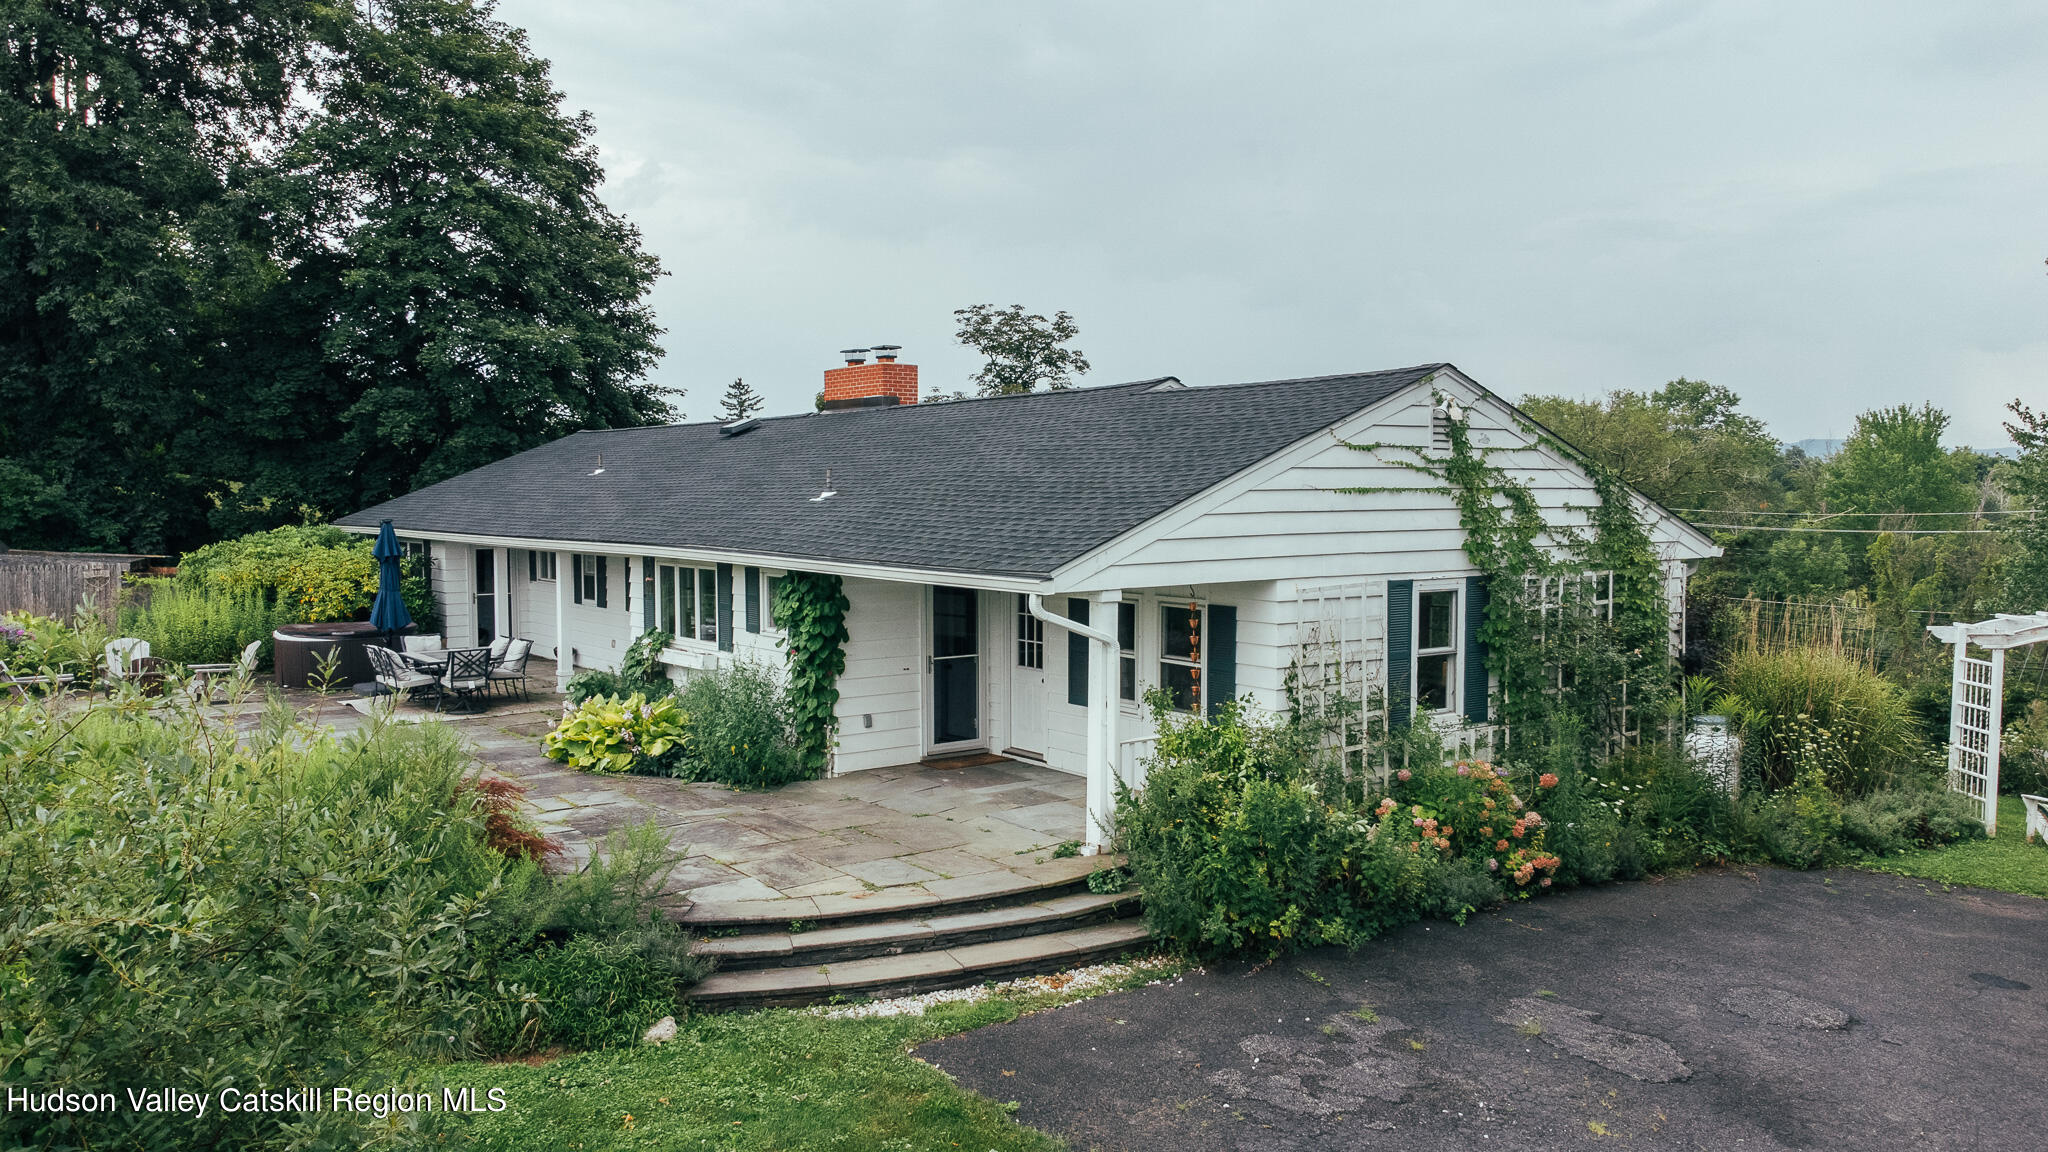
left=0, top=550, right=161, bottom=629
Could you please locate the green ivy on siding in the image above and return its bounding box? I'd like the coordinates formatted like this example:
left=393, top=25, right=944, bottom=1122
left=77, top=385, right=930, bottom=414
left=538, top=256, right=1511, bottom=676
left=771, top=572, right=850, bottom=777
left=1342, top=382, right=1670, bottom=757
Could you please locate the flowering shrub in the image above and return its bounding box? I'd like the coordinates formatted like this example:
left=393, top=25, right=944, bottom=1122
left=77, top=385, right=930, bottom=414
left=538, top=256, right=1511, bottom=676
left=1386, top=760, right=1561, bottom=894
left=0, top=609, right=106, bottom=683
left=543, top=693, right=690, bottom=775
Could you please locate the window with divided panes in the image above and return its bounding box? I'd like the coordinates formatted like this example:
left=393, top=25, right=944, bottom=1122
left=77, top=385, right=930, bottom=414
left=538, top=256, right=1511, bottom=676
left=1160, top=602, right=1203, bottom=712
left=657, top=563, right=719, bottom=643
left=1015, top=595, right=1044, bottom=669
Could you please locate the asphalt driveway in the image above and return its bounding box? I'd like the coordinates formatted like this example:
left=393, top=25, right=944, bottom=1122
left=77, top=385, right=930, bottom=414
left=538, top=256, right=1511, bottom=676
left=919, top=868, right=2048, bottom=1150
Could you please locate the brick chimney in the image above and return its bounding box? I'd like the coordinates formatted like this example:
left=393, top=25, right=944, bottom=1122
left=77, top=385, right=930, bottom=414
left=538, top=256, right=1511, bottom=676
left=822, top=345, right=917, bottom=409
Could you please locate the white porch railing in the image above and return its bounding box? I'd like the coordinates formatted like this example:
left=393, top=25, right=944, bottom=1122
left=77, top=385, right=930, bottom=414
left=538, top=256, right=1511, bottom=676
left=1116, top=736, right=1157, bottom=793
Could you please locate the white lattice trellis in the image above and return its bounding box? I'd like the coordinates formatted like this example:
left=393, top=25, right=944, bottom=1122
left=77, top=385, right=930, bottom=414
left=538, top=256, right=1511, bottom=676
left=1294, top=581, right=1385, bottom=785
left=1928, top=611, right=2048, bottom=835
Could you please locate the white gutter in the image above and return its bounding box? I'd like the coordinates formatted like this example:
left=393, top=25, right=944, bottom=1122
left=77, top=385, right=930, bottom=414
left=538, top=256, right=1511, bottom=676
left=337, top=525, right=1051, bottom=594
left=1028, top=592, right=1122, bottom=853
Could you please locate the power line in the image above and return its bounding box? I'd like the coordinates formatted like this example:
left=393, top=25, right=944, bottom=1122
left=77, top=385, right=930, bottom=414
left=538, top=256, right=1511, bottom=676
left=1694, top=523, right=2005, bottom=535
left=1674, top=508, right=2036, bottom=517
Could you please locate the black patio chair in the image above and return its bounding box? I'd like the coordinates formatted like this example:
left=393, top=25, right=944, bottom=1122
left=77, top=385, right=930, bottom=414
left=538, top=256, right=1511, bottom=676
left=438, top=646, right=493, bottom=713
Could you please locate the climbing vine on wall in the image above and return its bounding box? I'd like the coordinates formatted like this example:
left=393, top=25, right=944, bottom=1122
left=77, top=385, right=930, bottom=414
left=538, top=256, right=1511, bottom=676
left=1342, top=383, right=1671, bottom=757
left=772, top=571, right=851, bottom=776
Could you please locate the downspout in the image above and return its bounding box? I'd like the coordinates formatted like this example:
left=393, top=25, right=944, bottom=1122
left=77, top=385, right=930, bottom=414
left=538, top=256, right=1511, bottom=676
left=554, top=550, right=570, bottom=692
left=1028, top=592, right=1122, bottom=854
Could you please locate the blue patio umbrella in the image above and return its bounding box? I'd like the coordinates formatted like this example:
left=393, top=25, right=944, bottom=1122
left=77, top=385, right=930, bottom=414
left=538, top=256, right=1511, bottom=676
left=369, top=520, right=414, bottom=637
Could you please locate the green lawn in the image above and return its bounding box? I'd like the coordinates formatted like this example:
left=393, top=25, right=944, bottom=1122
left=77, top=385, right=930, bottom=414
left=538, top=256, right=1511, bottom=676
left=1860, top=795, right=2048, bottom=898
left=415, top=961, right=1182, bottom=1151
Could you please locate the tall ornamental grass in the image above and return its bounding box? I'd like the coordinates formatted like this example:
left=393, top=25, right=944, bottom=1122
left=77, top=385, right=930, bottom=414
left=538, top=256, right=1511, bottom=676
left=1714, top=644, right=1927, bottom=794
left=118, top=578, right=291, bottom=665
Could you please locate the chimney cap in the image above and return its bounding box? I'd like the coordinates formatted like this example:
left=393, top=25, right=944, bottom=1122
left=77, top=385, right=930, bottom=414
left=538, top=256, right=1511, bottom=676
left=839, top=347, right=870, bottom=365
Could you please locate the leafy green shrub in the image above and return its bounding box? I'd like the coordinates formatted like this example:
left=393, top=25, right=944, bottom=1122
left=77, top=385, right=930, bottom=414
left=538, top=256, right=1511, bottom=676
left=0, top=608, right=107, bottom=682
left=1837, top=786, right=1984, bottom=855
left=563, top=633, right=676, bottom=706
left=487, top=934, right=682, bottom=1053
left=1117, top=700, right=1444, bottom=958
left=119, top=578, right=291, bottom=665
left=0, top=695, right=702, bottom=1150
left=566, top=667, right=631, bottom=703
left=2004, top=699, right=2048, bottom=797
left=170, top=525, right=439, bottom=629
left=674, top=660, right=806, bottom=787
left=1715, top=645, right=1926, bottom=793
left=543, top=692, right=690, bottom=774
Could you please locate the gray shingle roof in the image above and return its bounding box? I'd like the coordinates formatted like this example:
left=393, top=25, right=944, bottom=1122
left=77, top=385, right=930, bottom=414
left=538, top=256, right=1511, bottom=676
left=336, top=364, right=1446, bottom=579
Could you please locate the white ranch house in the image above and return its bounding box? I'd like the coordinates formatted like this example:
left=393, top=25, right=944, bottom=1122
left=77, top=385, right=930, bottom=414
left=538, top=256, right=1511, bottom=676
left=339, top=355, right=1720, bottom=850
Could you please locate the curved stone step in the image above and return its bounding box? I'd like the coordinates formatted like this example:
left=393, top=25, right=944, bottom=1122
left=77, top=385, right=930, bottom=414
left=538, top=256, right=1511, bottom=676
left=674, top=853, right=1122, bottom=932
left=693, top=890, right=1139, bottom=970
left=688, top=919, right=1157, bottom=1010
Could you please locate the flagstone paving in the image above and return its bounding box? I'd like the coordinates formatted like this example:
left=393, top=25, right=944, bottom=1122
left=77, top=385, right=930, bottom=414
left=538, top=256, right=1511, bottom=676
left=282, top=665, right=1092, bottom=909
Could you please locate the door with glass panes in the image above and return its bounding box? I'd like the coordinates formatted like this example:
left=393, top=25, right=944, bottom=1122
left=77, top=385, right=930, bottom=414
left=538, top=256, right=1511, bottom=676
left=1009, top=594, right=1045, bottom=756
left=931, top=586, right=980, bottom=749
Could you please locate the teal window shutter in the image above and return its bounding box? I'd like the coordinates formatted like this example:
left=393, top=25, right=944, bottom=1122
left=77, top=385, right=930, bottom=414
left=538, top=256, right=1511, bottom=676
left=595, top=556, right=608, bottom=608
left=1387, top=579, right=1413, bottom=727
left=1206, top=605, right=1237, bottom=720
left=1066, top=598, right=1090, bottom=706
left=716, top=564, right=734, bottom=652
left=743, top=566, right=762, bottom=633
left=528, top=550, right=537, bottom=582
left=1463, top=576, right=1490, bottom=723
left=571, top=554, right=583, bottom=603
left=643, top=557, right=657, bottom=631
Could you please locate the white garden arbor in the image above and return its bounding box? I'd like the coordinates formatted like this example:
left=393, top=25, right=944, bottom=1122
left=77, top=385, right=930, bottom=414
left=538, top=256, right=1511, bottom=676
left=1926, top=611, right=2048, bottom=835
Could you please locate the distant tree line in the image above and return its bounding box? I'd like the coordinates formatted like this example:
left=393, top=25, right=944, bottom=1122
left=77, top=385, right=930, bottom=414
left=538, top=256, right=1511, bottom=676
left=1, top=0, right=672, bottom=553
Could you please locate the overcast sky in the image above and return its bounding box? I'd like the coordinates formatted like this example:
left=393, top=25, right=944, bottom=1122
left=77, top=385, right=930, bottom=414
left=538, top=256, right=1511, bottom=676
left=496, top=0, right=2045, bottom=448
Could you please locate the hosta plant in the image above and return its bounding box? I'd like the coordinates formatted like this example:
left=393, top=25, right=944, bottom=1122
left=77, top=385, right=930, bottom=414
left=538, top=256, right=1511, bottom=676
left=543, top=693, right=689, bottom=774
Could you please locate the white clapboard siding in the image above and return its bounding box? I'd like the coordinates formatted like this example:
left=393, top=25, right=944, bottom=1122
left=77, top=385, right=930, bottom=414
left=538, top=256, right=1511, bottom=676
left=1079, top=378, right=1710, bottom=593
left=430, top=542, right=473, bottom=650
left=832, top=578, right=925, bottom=773
left=508, top=549, right=558, bottom=657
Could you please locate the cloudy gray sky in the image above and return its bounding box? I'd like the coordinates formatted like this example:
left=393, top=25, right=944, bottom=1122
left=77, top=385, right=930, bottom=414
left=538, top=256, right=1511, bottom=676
left=497, top=0, right=2045, bottom=448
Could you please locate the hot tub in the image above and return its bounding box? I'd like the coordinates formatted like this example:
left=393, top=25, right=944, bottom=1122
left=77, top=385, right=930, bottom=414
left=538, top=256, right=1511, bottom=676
left=271, top=622, right=387, bottom=689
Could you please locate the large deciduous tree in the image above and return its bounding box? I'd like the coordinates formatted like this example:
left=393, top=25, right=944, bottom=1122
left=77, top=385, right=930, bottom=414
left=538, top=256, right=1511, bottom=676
left=0, top=0, right=671, bottom=553
left=1519, top=379, right=1779, bottom=512
left=953, top=304, right=1090, bottom=396
left=0, top=0, right=314, bottom=550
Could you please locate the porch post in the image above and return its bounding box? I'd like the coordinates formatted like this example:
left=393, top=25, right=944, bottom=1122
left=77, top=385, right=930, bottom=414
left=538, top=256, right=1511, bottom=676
left=555, top=550, right=571, bottom=692
left=1087, top=589, right=1124, bottom=853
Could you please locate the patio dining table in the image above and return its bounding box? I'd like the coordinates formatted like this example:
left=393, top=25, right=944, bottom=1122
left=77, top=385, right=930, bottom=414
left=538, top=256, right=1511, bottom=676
left=401, top=649, right=448, bottom=673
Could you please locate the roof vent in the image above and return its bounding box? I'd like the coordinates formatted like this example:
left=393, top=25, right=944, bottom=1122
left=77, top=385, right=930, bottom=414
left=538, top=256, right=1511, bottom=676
left=720, top=417, right=761, bottom=438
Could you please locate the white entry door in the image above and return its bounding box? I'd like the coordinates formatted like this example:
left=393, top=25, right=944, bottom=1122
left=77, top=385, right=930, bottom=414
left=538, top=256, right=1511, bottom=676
left=1009, top=593, right=1046, bottom=757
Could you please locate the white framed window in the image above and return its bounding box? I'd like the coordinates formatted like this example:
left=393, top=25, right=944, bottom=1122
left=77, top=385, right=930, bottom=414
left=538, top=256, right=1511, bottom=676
left=1117, top=602, right=1138, bottom=704
left=1414, top=583, right=1460, bottom=714
left=577, top=554, right=601, bottom=603
left=402, top=539, right=430, bottom=562
left=528, top=550, right=557, bottom=582
left=1159, top=601, right=1204, bottom=713
left=1015, top=594, right=1044, bottom=670
left=658, top=564, right=718, bottom=644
